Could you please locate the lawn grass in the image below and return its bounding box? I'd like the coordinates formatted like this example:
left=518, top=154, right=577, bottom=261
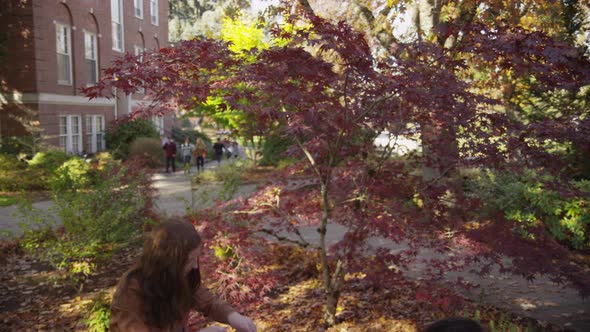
left=0, top=194, right=18, bottom=207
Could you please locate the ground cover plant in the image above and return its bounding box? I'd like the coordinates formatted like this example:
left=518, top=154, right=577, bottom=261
left=0, top=194, right=18, bottom=207
left=14, top=157, right=156, bottom=286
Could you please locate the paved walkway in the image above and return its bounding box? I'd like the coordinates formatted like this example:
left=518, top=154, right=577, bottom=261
left=1, top=162, right=588, bottom=330
left=0, top=159, right=234, bottom=239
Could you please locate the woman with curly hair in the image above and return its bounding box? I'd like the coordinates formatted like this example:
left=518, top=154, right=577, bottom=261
left=110, top=220, right=256, bottom=332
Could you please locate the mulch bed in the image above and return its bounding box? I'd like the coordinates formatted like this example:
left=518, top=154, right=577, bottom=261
left=0, top=238, right=559, bottom=332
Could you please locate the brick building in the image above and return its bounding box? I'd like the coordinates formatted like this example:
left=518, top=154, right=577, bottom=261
left=0, top=0, right=174, bottom=154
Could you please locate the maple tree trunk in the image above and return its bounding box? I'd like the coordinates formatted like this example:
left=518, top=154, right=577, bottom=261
left=319, top=178, right=345, bottom=327
left=420, top=117, right=459, bottom=182
left=249, top=137, right=258, bottom=166
left=420, top=116, right=460, bottom=221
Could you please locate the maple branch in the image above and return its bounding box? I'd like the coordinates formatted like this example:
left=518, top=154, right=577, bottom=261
left=257, top=228, right=314, bottom=249
left=295, top=136, right=322, bottom=179
left=354, top=93, right=395, bottom=123
left=297, top=0, right=315, bottom=16
left=331, top=259, right=346, bottom=293
left=234, top=198, right=312, bottom=249
left=417, top=161, right=457, bottom=193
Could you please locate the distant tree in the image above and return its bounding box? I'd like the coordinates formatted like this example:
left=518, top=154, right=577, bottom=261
left=169, top=0, right=252, bottom=41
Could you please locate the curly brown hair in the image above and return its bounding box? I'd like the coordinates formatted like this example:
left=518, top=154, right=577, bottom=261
left=139, top=220, right=202, bottom=329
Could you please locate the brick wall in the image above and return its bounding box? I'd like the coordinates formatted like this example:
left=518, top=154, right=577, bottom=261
left=1, top=0, right=171, bottom=149
left=0, top=0, right=38, bottom=93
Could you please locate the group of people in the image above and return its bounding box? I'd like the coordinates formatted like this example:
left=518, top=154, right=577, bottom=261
left=110, top=220, right=484, bottom=331
left=212, top=138, right=240, bottom=164
left=162, top=135, right=239, bottom=174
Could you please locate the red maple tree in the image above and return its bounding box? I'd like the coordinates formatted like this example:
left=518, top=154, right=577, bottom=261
left=84, top=3, right=590, bottom=327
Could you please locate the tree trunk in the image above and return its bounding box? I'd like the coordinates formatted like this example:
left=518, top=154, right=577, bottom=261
left=319, top=177, right=345, bottom=327
left=412, top=0, right=460, bottom=186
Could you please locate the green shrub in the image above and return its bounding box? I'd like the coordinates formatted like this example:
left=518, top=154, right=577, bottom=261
left=0, top=167, right=48, bottom=191
left=17, top=160, right=154, bottom=283
left=128, top=137, right=165, bottom=168
left=28, top=149, right=70, bottom=172
left=195, top=159, right=251, bottom=200
left=0, top=153, right=26, bottom=171
left=260, top=134, right=293, bottom=166
left=105, top=118, right=159, bottom=159
left=0, top=154, right=46, bottom=191
left=467, top=169, right=590, bottom=249
left=48, top=157, right=92, bottom=192
left=91, top=151, right=118, bottom=171
left=0, top=135, right=45, bottom=155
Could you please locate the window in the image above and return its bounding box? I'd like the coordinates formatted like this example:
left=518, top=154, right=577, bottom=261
left=111, top=0, right=123, bottom=51
left=134, top=45, right=145, bottom=93
left=134, top=45, right=144, bottom=60
left=152, top=116, right=164, bottom=135
left=59, top=115, right=82, bottom=155
left=134, top=0, right=143, bottom=18
left=150, top=0, right=159, bottom=26
left=56, top=23, right=72, bottom=85
left=85, top=115, right=105, bottom=153
left=84, top=31, right=98, bottom=85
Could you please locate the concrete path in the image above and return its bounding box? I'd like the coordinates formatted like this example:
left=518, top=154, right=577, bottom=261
left=1, top=162, right=588, bottom=330
left=267, top=222, right=589, bottom=330
left=0, top=159, right=236, bottom=239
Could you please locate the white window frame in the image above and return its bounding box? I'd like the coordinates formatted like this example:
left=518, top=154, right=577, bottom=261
left=134, top=0, right=143, bottom=19
left=85, top=115, right=105, bottom=153
left=56, top=23, right=72, bottom=85
left=150, top=0, right=159, bottom=26
left=111, top=0, right=124, bottom=52
left=59, top=115, right=83, bottom=155
left=84, top=31, right=99, bottom=86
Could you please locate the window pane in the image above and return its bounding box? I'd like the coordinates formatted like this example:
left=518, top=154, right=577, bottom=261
left=86, top=116, right=94, bottom=153
left=56, top=26, right=65, bottom=53
left=111, top=0, right=120, bottom=23
left=88, top=59, right=97, bottom=84
left=97, top=133, right=103, bottom=151
left=60, top=116, right=68, bottom=151
left=85, top=33, right=95, bottom=60
left=96, top=116, right=104, bottom=131
left=86, top=116, right=92, bottom=132
left=71, top=116, right=81, bottom=154
left=57, top=54, right=70, bottom=83
left=151, top=0, right=158, bottom=25
left=60, top=116, right=68, bottom=134
left=135, top=0, right=143, bottom=17
left=57, top=25, right=71, bottom=83
left=71, top=116, right=80, bottom=134
left=112, top=22, right=122, bottom=50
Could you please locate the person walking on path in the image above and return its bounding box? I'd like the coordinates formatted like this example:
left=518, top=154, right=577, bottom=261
left=180, top=137, right=195, bottom=174
left=231, top=141, right=240, bottom=159
left=213, top=138, right=225, bottom=165
left=164, top=137, right=177, bottom=173
left=194, top=137, right=207, bottom=171
left=110, top=220, right=257, bottom=332
left=223, top=138, right=232, bottom=159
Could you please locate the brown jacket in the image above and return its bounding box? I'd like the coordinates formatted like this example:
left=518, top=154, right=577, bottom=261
left=110, top=267, right=236, bottom=332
